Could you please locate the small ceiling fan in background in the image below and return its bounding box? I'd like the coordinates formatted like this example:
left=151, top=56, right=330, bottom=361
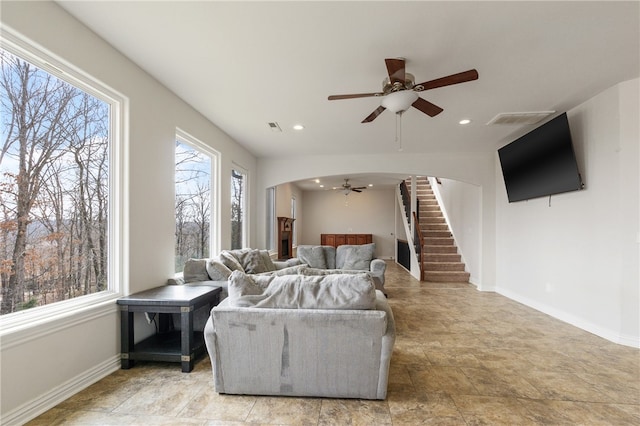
left=328, top=58, right=479, bottom=123
left=336, top=179, right=366, bottom=195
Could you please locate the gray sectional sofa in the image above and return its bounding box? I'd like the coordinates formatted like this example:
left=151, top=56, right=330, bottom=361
left=170, top=244, right=387, bottom=297
left=168, top=248, right=302, bottom=300
left=294, top=244, right=387, bottom=293
left=204, top=270, right=395, bottom=399
left=170, top=246, right=394, bottom=399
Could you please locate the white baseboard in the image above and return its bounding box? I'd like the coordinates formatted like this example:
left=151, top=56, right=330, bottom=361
left=496, top=287, right=640, bottom=349
left=1, top=355, right=121, bottom=426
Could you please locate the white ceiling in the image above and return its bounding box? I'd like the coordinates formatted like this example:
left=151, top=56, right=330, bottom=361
left=56, top=1, right=639, bottom=190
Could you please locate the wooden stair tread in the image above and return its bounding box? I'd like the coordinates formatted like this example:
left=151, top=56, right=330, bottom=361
left=407, top=177, right=470, bottom=284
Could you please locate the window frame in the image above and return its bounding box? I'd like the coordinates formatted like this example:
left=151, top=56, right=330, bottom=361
left=291, top=195, right=297, bottom=247
left=0, top=27, right=128, bottom=338
left=174, top=128, right=220, bottom=265
left=230, top=164, right=249, bottom=249
left=265, top=187, right=276, bottom=252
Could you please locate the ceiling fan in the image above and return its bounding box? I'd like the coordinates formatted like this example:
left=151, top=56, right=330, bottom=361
left=328, top=58, right=478, bottom=123
left=336, top=179, right=366, bottom=195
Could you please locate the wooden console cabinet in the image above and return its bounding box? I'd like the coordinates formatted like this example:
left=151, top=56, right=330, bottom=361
left=321, top=233, right=372, bottom=248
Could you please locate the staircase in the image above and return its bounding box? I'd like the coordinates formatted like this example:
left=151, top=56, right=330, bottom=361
left=409, top=177, right=470, bottom=283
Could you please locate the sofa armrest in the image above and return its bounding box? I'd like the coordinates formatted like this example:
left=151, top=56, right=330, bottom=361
left=168, top=272, right=228, bottom=300
left=273, top=258, right=303, bottom=269
left=369, top=259, right=387, bottom=286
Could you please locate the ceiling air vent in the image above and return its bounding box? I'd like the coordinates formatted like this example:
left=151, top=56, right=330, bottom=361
left=486, top=111, right=555, bottom=126
left=267, top=122, right=282, bottom=132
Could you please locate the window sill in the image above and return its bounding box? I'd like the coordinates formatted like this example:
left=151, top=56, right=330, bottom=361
left=0, top=292, right=121, bottom=350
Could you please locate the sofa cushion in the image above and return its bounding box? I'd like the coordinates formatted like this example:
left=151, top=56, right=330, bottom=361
left=206, top=259, right=232, bottom=281
left=183, top=258, right=210, bottom=282
left=296, top=245, right=328, bottom=269
left=219, top=250, right=245, bottom=272
left=240, top=249, right=269, bottom=274
left=258, top=264, right=308, bottom=276
left=228, top=271, right=275, bottom=300
left=227, top=270, right=376, bottom=310
left=302, top=267, right=363, bottom=276
left=337, top=243, right=375, bottom=270
left=259, top=250, right=276, bottom=272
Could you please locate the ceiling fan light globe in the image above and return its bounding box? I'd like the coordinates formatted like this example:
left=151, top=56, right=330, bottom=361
left=381, top=90, right=419, bottom=113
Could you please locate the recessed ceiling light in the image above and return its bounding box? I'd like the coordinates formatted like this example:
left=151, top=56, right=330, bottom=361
left=293, top=124, right=305, bottom=130
left=459, top=119, right=472, bottom=125
left=319, top=184, right=324, bottom=188
left=368, top=184, right=373, bottom=187
left=314, top=179, right=320, bottom=183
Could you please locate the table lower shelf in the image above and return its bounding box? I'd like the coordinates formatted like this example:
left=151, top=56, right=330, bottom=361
left=125, top=330, right=205, bottom=363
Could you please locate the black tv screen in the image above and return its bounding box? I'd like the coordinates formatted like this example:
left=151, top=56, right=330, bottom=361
left=498, top=113, right=583, bottom=203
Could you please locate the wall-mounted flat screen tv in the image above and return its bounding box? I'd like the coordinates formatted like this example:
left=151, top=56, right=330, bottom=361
left=498, top=112, right=583, bottom=203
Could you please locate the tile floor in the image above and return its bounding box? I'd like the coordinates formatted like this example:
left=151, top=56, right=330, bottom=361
left=27, top=262, right=639, bottom=425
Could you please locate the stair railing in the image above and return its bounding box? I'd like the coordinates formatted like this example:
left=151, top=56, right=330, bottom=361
left=399, top=180, right=411, bottom=222
left=413, top=211, right=425, bottom=281
left=400, top=180, right=420, bottom=222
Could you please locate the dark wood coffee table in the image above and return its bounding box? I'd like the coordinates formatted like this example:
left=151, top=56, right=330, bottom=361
left=117, top=284, right=221, bottom=372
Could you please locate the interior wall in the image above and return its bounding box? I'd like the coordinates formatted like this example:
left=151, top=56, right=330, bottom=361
left=495, top=78, right=639, bottom=347
left=431, top=178, right=482, bottom=285
left=256, top=151, right=497, bottom=288
left=300, top=188, right=396, bottom=259
left=0, top=2, right=257, bottom=422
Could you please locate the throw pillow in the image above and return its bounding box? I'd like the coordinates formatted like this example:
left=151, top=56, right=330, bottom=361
left=227, top=248, right=271, bottom=274
left=259, top=250, right=276, bottom=272
left=242, top=249, right=269, bottom=274
left=183, top=258, right=210, bottom=282
left=341, top=243, right=375, bottom=270
left=206, top=259, right=232, bottom=281
left=219, top=250, right=244, bottom=272
left=297, top=246, right=328, bottom=269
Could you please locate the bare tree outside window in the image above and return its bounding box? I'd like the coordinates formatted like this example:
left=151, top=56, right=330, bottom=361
left=0, top=48, right=109, bottom=314
left=175, top=140, right=211, bottom=272
left=230, top=169, right=245, bottom=250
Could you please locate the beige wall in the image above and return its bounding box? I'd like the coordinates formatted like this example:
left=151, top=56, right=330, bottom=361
left=300, top=188, right=396, bottom=259
left=1, top=2, right=257, bottom=422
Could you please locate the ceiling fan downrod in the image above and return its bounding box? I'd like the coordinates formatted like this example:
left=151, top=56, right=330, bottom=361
left=396, top=111, right=404, bottom=152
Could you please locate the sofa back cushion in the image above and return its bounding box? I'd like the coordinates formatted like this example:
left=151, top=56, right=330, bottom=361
left=227, top=270, right=375, bottom=310
left=336, top=243, right=376, bottom=270
left=296, top=245, right=336, bottom=269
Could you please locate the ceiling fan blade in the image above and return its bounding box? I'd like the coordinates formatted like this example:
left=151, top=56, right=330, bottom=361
left=328, top=92, right=383, bottom=100
left=412, top=97, right=444, bottom=117
left=415, top=69, right=479, bottom=91
left=352, top=189, right=362, bottom=193
left=385, top=58, right=406, bottom=84
left=361, top=105, right=386, bottom=123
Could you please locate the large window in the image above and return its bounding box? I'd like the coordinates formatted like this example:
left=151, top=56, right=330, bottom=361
left=266, top=187, right=275, bottom=251
left=291, top=195, right=297, bottom=247
left=174, top=132, right=217, bottom=272
left=0, top=33, right=123, bottom=316
left=230, top=167, right=247, bottom=249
